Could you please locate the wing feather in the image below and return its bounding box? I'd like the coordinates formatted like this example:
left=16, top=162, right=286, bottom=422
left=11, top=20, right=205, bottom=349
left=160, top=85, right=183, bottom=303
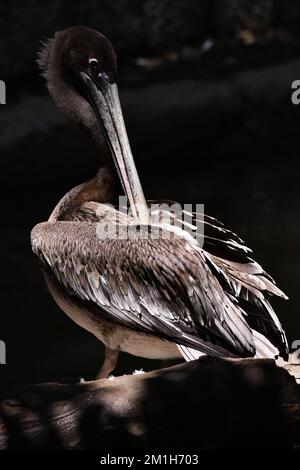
left=31, top=217, right=255, bottom=358
left=32, top=199, right=288, bottom=359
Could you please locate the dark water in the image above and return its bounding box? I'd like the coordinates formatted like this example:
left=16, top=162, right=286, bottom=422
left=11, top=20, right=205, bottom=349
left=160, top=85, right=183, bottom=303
left=1, top=47, right=300, bottom=385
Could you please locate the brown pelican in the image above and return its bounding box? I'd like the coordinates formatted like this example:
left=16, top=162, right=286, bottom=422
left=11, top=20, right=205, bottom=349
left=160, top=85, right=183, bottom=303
left=31, top=26, right=288, bottom=379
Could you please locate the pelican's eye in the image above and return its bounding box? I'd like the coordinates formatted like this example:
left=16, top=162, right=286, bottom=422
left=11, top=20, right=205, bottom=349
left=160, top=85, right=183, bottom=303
left=89, top=58, right=99, bottom=69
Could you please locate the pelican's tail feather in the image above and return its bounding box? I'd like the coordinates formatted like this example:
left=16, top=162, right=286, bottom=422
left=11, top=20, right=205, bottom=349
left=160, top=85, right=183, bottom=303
left=177, top=344, right=206, bottom=361
left=253, top=330, right=279, bottom=358
left=177, top=329, right=279, bottom=362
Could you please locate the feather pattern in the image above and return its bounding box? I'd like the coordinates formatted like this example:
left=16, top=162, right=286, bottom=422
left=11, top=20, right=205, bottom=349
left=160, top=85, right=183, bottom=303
left=31, top=199, right=288, bottom=360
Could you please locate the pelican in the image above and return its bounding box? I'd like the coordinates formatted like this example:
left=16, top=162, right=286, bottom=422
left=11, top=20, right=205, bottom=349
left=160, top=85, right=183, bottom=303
left=31, top=26, right=288, bottom=379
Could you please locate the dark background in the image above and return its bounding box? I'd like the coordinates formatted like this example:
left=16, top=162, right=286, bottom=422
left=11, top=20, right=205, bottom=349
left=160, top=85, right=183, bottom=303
left=1, top=0, right=300, bottom=385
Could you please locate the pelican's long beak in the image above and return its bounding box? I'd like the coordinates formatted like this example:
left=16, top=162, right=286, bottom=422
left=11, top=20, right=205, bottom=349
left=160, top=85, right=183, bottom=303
left=80, top=71, right=149, bottom=224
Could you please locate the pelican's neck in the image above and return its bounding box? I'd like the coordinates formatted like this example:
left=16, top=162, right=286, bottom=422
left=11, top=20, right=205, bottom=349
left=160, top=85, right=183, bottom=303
left=44, top=40, right=110, bottom=157
left=43, top=38, right=148, bottom=223
left=48, top=166, right=117, bottom=222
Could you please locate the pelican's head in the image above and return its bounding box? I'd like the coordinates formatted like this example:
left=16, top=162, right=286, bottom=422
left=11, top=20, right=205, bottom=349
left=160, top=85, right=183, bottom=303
left=38, top=26, right=148, bottom=223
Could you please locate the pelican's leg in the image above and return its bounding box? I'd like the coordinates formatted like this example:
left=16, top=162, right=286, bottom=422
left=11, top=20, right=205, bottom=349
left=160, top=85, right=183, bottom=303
left=96, top=347, right=119, bottom=379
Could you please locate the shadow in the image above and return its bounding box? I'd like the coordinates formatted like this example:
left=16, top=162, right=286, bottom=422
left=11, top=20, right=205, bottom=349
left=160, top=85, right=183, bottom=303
left=0, top=358, right=298, bottom=450
left=140, top=357, right=296, bottom=450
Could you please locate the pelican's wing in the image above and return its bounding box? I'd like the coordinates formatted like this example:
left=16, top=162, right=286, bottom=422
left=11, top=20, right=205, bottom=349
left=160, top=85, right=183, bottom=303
left=146, top=201, right=288, bottom=358
left=203, top=251, right=289, bottom=358
left=31, top=218, right=257, bottom=358
left=57, top=200, right=288, bottom=358
left=159, top=203, right=289, bottom=358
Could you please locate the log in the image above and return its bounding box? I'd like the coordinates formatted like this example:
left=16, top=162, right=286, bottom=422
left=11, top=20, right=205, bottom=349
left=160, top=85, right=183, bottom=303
left=0, top=357, right=300, bottom=450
